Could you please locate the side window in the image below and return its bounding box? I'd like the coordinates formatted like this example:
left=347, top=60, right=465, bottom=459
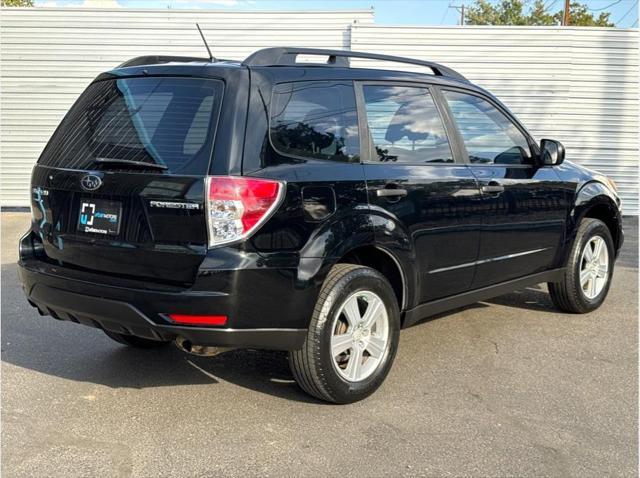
left=270, top=81, right=359, bottom=162
left=362, top=84, right=453, bottom=164
left=442, top=90, right=531, bottom=165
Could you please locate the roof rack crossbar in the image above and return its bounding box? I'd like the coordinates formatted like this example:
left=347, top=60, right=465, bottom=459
left=242, top=47, right=466, bottom=81
left=118, top=56, right=211, bottom=68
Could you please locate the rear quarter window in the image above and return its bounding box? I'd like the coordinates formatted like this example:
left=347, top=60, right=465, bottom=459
left=269, top=81, right=360, bottom=162
left=38, top=77, right=223, bottom=175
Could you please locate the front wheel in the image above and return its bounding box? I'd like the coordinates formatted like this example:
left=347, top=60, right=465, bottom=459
left=549, top=218, right=615, bottom=313
left=289, top=264, right=400, bottom=404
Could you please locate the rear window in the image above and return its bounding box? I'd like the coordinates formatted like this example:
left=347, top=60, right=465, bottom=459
left=38, top=77, right=223, bottom=175
left=269, top=81, right=360, bottom=162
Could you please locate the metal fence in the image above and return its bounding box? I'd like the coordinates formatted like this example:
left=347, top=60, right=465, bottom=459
left=1, top=9, right=638, bottom=212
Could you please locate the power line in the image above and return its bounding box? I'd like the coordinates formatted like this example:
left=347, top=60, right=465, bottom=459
left=440, top=0, right=453, bottom=24
left=544, top=0, right=560, bottom=10
left=616, top=0, right=638, bottom=24
left=632, top=18, right=639, bottom=26
left=589, top=0, right=622, bottom=11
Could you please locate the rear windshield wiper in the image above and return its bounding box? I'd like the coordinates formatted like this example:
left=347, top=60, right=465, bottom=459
left=93, top=158, right=168, bottom=170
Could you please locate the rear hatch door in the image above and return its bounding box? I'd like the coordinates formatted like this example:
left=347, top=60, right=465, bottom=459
left=30, top=75, right=224, bottom=285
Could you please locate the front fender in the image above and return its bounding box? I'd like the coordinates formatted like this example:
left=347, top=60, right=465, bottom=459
left=559, top=181, right=623, bottom=266
left=573, top=181, right=622, bottom=234
left=574, top=180, right=620, bottom=211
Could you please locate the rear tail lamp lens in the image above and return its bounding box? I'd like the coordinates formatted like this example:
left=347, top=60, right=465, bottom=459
left=205, top=176, right=284, bottom=247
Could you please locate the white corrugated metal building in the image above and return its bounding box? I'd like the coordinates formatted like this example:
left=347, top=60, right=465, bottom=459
left=0, top=7, right=374, bottom=206
left=351, top=25, right=640, bottom=214
left=1, top=8, right=638, bottom=213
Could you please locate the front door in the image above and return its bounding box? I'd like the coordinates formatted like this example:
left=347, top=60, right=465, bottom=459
left=357, top=82, right=484, bottom=304
left=440, top=88, right=568, bottom=288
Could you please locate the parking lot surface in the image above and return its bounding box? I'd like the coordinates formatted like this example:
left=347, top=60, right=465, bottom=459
left=2, top=212, right=637, bottom=477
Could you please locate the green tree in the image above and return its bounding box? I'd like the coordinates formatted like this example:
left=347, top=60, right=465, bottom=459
left=465, top=0, right=614, bottom=27
left=527, top=0, right=556, bottom=25
left=1, top=0, right=34, bottom=5
left=557, top=1, right=614, bottom=26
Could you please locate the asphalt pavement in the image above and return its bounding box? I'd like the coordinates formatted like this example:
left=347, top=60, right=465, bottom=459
left=2, top=212, right=637, bottom=477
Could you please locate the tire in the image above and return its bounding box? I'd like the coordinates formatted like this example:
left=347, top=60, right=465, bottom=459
left=289, top=264, right=400, bottom=404
left=548, top=218, right=615, bottom=314
left=103, top=330, right=171, bottom=348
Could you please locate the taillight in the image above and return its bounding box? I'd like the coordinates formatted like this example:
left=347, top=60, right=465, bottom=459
left=205, top=176, right=284, bottom=247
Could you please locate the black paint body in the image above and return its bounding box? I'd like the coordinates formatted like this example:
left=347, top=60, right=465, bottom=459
left=18, top=59, right=624, bottom=349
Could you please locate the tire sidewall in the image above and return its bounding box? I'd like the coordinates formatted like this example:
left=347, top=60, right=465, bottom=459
left=571, top=220, right=615, bottom=310
left=317, top=268, right=400, bottom=403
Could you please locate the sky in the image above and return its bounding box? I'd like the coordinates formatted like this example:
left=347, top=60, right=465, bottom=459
left=31, top=0, right=639, bottom=28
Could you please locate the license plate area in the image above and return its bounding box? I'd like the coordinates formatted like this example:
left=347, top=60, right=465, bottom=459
left=77, top=198, right=122, bottom=236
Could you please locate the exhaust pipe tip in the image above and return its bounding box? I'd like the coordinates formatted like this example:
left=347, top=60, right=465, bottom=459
left=174, top=336, right=230, bottom=357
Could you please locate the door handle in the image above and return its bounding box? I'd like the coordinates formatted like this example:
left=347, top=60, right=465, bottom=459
left=481, top=182, right=505, bottom=194
left=377, top=188, right=408, bottom=198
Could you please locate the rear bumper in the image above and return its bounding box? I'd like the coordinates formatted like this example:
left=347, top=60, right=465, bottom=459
left=18, top=259, right=308, bottom=350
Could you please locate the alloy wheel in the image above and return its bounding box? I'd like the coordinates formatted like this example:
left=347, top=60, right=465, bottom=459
left=579, top=235, right=609, bottom=299
left=330, top=290, right=390, bottom=382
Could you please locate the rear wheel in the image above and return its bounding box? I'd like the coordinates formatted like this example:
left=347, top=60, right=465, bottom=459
left=548, top=218, right=614, bottom=313
left=289, top=264, right=400, bottom=404
left=103, top=330, right=171, bottom=348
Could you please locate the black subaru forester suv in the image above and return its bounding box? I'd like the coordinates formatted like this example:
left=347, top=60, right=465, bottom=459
left=18, top=48, right=623, bottom=403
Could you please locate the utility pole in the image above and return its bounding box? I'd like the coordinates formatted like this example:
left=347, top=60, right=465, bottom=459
left=562, top=0, right=570, bottom=25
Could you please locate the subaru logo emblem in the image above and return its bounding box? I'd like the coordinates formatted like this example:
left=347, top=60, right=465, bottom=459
left=80, top=174, right=102, bottom=191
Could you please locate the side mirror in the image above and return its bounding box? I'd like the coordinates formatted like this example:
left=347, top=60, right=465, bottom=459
left=540, top=139, right=565, bottom=166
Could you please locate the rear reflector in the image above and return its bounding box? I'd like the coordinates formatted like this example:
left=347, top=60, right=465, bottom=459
left=168, top=314, right=228, bottom=326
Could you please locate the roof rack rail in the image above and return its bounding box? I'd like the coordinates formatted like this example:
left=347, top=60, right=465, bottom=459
left=242, top=47, right=467, bottom=82
left=118, top=56, right=211, bottom=68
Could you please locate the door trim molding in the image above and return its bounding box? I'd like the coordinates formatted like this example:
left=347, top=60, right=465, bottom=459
left=428, top=247, right=550, bottom=274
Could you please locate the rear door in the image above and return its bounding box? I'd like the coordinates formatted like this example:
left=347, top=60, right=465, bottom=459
left=357, top=82, right=484, bottom=303
left=30, top=76, right=224, bottom=285
left=439, top=88, right=567, bottom=288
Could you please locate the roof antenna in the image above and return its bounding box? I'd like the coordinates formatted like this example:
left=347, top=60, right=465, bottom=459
left=196, top=23, right=215, bottom=62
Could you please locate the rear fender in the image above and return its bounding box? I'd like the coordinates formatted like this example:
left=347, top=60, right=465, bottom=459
left=297, top=207, right=417, bottom=310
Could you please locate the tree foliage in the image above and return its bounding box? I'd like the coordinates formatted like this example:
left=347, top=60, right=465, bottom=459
left=1, top=0, right=34, bottom=6
left=465, top=0, right=615, bottom=27
left=565, top=2, right=615, bottom=26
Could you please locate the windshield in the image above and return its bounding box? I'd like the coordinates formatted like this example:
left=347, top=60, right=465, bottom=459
left=38, top=77, right=223, bottom=175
